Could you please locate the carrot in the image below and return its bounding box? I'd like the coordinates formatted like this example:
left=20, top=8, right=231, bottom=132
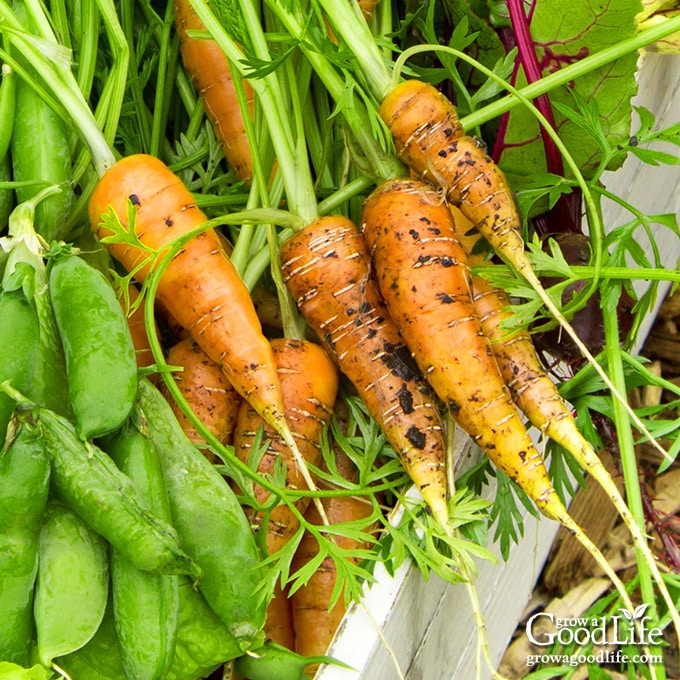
left=117, top=282, right=157, bottom=371
left=87, top=153, right=297, bottom=462
left=360, top=177, right=639, bottom=611
left=357, top=0, right=381, bottom=21
left=440, top=203, right=680, bottom=634
left=232, top=337, right=339, bottom=647
left=378, top=79, right=668, bottom=468
left=279, top=214, right=450, bottom=530
left=163, top=337, right=242, bottom=458
left=379, top=80, right=528, bottom=273
left=361, top=178, right=551, bottom=510
left=174, top=0, right=254, bottom=181
left=265, top=582, right=296, bottom=650
left=291, top=445, right=375, bottom=673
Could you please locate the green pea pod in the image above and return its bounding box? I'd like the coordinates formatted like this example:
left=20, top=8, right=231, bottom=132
left=10, top=4, right=74, bottom=244
left=0, top=151, right=15, bottom=233
left=0, top=290, right=39, bottom=447
left=233, top=643, right=343, bottom=680
left=0, top=417, right=50, bottom=666
left=104, top=416, right=179, bottom=680
left=56, top=594, right=127, bottom=680
left=3, top=195, right=72, bottom=419
left=138, top=378, right=266, bottom=650
left=166, top=577, right=264, bottom=680
left=0, top=64, right=16, bottom=163
left=8, top=400, right=202, bottom=579
left=30, top=280, right=73, bottom=419
left=34, top=499, right=109, bottom=667
left=49, top=254, right=138, bottom=440
left=0, top=663, right=53, bottom=679
left=0, top=64, right=16, bottom=232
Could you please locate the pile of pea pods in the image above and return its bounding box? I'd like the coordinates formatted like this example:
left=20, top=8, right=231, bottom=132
left=0, top=192, right=315, bottom=679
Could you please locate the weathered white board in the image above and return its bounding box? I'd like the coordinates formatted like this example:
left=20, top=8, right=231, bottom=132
left=315, top=51, right=680, bottom=680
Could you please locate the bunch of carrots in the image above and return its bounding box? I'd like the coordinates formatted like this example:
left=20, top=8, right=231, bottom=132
left=0, top=0, right=680, bottom=677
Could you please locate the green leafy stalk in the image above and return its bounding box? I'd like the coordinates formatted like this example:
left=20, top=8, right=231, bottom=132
left=264, top=0, right=405, bottom=182
left=0, top=0, right=115, bottom=176
left=600, top=281, right=667, bottom=678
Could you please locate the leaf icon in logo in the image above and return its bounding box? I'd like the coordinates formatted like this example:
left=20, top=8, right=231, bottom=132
left=633, top=603, right=650, bottom=620
left=618, top=608, right=633, bottom=621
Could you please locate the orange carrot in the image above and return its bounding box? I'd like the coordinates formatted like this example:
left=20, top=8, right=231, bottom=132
left=232, top=337, right=339, bottom=647
left=360, top=176, right=640, bottom=611
left=163, top=337, right=242, bottom=457
left=279, top=215, right=449, bottom=529
left=378, top=81, right=654, bottom=455
left=379, top=79, right=530, bottom=276
left=118, top=282, right=156, bottom=371
left=88, top=153, right=291, bottom=451
left=174, top=0, right=254, bottom=181
left=357, top=0, right=381, bottom=21
left=291, top=445, right=375, bottom=672
left=265, top=582, right=296, bottom=650
left=360, top=178, right=558, bottom=513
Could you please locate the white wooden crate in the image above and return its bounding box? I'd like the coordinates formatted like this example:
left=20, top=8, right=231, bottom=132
left=315, top=51, right=680, bottom=680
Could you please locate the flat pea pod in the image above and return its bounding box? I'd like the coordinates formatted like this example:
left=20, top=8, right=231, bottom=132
left=138, top=378, right=266, bottom=650
left=34, top=498, right=109, bottom=667
left=0, top=151, right=15, bottom=233
left=10, top=42, right=74, bottom=242
left=233, top=642, right=334, bottom=680
left=0, top=417, right=50, bottom=666
left=0, top=63, right=16, bottom=163
left=103, top=415, right=179, bottom=680
left=0, top=65, right=16, bottom=231
left=15, top=402, right=201, bottom=579
left=0, top=290, right=39, bottom=447
left=49, top=253, right=138, bottom=440
left=165, top=576, right=263, bottom=680
left=56, top=596, right=127, bottom=680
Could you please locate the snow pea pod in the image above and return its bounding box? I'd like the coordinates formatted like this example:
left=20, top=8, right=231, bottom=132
left=138, top=378, right=266, bottom=650
left=0, top=289, right=39, bottom=447
left=10, top=3, right=74, bottom=244
left=0, top=65, right=15, bottom=232
left=0, top=151, right=14, bottom=233
left=49, top=253, right=138, bottom=440
left=34, top=498, right=109, bottom=667
left=104, top=414, right=179, bottom=680
left=57, top=596, right=127, bottom=680
left=0, top=417, right=50, bottom=666
left=233, top=642, right=337, bottom=680
left=0, top=63, right=16, bottom=163
left=165, top=577, right=263, bottom=680
left=9, top=401, right=201, bottom=579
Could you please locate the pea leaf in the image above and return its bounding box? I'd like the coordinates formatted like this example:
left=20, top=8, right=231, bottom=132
left=495, top=0, right=642, bottom=182
left=0, top=664, right=54, bottom=680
